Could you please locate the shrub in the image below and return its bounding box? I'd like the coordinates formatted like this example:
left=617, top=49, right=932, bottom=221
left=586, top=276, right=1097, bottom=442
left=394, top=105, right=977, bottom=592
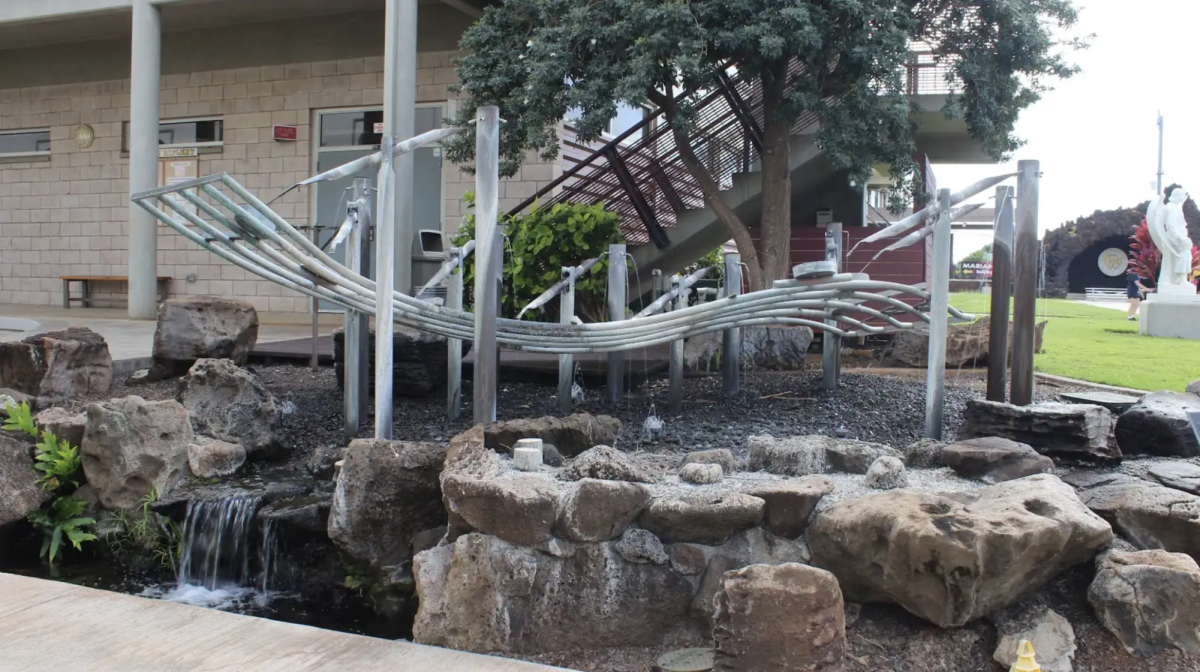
left=451, top=195, right=625, bottom=322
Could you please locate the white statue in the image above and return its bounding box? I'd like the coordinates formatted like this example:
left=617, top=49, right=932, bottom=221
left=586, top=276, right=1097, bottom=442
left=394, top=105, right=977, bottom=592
left=1146, top=187, right=1197, bottom=296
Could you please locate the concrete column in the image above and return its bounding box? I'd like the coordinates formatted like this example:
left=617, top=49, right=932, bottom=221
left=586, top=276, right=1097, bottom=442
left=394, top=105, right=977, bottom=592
left=383, top=0, right=417, bottom=295
left=128, top=0, right=161, bottom=319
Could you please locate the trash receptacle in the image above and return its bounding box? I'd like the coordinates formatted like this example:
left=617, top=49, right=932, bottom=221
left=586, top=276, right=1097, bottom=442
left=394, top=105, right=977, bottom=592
left=412, top=229, right=446, bottom=300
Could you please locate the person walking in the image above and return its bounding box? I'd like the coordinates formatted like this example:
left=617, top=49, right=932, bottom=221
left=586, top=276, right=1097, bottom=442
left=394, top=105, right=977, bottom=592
left=1127, top=272, right=1153, bottom=320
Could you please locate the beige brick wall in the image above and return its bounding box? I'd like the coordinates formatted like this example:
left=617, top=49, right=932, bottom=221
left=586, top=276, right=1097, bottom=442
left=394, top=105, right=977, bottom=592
left=0, top=50, right=564, bottom=312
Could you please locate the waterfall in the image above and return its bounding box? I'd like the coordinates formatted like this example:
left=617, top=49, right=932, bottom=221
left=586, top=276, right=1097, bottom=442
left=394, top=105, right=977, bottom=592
left=176, top=497, right=275, bottom=592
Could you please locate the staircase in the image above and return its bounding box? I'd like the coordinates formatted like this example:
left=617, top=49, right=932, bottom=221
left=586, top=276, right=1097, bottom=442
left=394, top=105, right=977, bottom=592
left=508, top=54, right=986, bottom=292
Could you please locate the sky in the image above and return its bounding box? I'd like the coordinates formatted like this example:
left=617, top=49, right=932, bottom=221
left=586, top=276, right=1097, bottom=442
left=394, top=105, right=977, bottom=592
left=937, top=0, right=1200, bottom=261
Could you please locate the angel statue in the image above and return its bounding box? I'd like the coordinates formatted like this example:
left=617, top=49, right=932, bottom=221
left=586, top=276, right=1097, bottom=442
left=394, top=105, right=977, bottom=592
left=1146, top=186, right=1198, bottom=296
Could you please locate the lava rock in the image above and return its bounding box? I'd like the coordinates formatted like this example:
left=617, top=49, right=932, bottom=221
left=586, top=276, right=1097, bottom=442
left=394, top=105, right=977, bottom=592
left=992, top=608, right=1076, bottom=672
left=747, top=434, right=902, bottom=476
left=887, top=316, right=1046, bottom=368
left=1115, top=391, right=1200, bottom=457
left=554, top=478, right=650, bottom=543
left=639, top=491, right=764, bottom=545
left=904, top=438, right=946, bottom=468
left=413, top=533, right=693, bottom=654
left=333, top=325, right=462, bottom=398
left=745, top=475, right=834, bottom=538
left=151, top=296, right=258, bottom=378
left=541, top=443, right=564, bottom=467
left=808, top=474, right=1113, bottom=628
left=680, top=462, right=723, bottom=484
left=0, top=433, right=49, bottom=526
left=1089, top=549, right=1200, bottom=656
left=327, top=438, right=449, bottom=572
left=959, top=400, right=1118, bottom=463
left=562, top=445, right=655, bottom=483
left=712, top=563, right=846, bottom=672
left=1148, top=461, right=1200, bottom=495
left=485, top=413, right=622, bottom=457
left=615, top=527, right=668, bottom=565
left=442, top=441, right=560, bottom=547
left=1064, top=472, right=1200, bottom=561
left=941, top=436, right=1056, bottom=484
left=81, top=396, right=194, bottom=510
left=305, top=445, right=346, bottom=480
left=0, top=327, right=112, bottom=403
left=1187, top=379, right=1200, bottom=396
left=177, top=358, right=283, bottom=457
left=186, top=438, right=246, bottom=478
left=688, top=528, right=812, bottom=626
left=864, top=455, right=908, bottom=490
left=33, top=407, right=86, bottom=447
left=684, top=325, right=814, bottom=372
left=680, top=448, right=737, bottom=473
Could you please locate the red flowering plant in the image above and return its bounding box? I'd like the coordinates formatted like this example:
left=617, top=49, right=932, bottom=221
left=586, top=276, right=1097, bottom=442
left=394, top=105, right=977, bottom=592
left=1129, top=218, right=1200, bottom=281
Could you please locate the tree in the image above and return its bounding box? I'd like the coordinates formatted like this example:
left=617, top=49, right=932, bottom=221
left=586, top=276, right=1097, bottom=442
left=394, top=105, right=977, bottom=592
left=444, top=0, right=1085, bottom=290
left=962, top=243, right=992, bottom=264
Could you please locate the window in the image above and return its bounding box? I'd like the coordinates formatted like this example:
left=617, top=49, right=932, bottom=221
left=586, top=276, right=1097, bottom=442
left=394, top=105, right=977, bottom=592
left=319, top=110, right=383, bottom=148
left=0, top=128, right=51, bottom=160
left=122, top=117, right=223, bottom=152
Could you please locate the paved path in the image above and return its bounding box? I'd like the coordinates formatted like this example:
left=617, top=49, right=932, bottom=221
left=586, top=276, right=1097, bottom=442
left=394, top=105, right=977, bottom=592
left=0, top=574, right=570, bottom=672
left=1074, top=299, right=1130, bottom=312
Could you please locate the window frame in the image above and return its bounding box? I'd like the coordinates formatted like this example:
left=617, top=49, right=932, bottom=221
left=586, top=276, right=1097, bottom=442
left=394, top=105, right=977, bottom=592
left=121, top=116, right=224, bottom=155
left=0, top=127, right=52, bottom=163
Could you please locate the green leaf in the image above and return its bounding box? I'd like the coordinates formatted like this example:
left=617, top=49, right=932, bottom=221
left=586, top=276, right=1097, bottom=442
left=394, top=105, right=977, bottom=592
left=49, top=526, right=63, bottom=563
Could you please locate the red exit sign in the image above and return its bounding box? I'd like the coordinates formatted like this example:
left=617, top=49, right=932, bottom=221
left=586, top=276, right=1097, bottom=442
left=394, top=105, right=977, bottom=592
left=273, top=125, right=298, bottom=141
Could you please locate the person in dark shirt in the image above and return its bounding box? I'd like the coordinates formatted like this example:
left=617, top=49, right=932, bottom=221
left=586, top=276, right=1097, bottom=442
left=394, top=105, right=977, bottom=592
left=1126, top=273, right=1153, bottom=320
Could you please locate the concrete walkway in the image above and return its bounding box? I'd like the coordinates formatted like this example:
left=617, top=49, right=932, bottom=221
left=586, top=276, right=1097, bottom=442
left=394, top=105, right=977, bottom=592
left=1074, top=299, right=1131, bottom=312
left=0, top=573, right=570, bottom=672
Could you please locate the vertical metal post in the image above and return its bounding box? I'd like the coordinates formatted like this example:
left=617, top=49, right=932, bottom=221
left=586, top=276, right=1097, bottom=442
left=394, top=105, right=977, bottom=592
left=309, top=225, right=321, bottom=371
left=373, top=136, right=396, bottom=439
left=722, top=252, right=742, bottom=397
left=986, top=185, right=1015, bottom=402
left=558, top=266, right=576, bottom=415
left=473, top=106, right=501, bottom=424
left=1011, top=160, right=1040, bottom=406
left=607, top=243, right=626, bottom=403
left=383, top=0, right=417, bottom=294
left=447, top=247, right=464, bottom=421
left=821, top=222, right=843, bottom=390
left=924, top=189, right=952, bottom=439
left=128, top=0, right=161, bottom=320
left=1156, top=113, right=1164, bottom=195
left=651, top=269, right=663, bottom=306
left=344, top=179, right=370, bottom=440
left=669, top=275, right=684, bottom=413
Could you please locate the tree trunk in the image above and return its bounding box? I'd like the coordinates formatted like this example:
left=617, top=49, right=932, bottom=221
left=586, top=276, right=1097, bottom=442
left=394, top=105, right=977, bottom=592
left=758, top=61, right=792, bottom=283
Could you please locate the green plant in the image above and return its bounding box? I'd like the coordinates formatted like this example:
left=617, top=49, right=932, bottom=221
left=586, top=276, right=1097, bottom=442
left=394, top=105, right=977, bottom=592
left=101, top=488, right=182, bottom=571
left=4, top=402, right=83, bottom=491
left=683, top=247, right=727, bottom=283
left=27, top=495, right=97, bottom=564
left=451, top=194, right=624, bottom=321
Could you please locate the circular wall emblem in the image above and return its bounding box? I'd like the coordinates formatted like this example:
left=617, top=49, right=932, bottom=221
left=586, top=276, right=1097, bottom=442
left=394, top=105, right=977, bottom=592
left=1098, top=248, right=1129, bottom=277
left=73, top=124, right=95, bottom=149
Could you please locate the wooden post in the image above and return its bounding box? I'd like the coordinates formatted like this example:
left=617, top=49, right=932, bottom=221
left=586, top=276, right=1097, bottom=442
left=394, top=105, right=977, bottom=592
left=446, top=246, right=464, bottom=421
left=558, top=266, right=576, bottom=415
left=986, top=185, right=1015, bottom=402
left=669, top=275, right=684, bottom=413
left=722, top=252, right=742, bottom=397
left=344, top=178, right=370, bottom=440
left=373, top=135, right=395, bottom=439
left=821, top=222, right=843, bottom=391
left=924, top=189, right=952, bottom=439
left=607, top=243, right=626, bottom=403
left=1011, top=160, right=1040, bottom=406
left=472, top=106, right=501, bottom=424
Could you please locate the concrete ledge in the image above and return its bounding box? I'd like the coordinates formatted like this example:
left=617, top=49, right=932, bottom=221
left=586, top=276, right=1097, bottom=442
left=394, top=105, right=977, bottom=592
left=1140, top=294, right=1200, bottom=340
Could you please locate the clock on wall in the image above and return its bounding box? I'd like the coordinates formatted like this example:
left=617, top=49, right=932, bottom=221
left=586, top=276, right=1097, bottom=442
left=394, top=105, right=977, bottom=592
left=73, top=124, right=94, bottom=149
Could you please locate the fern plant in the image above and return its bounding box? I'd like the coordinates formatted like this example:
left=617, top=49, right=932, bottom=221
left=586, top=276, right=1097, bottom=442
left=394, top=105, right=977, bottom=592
left=27, top=495, right=97, bottom=564
left=101, top=488, right=182, bottom=571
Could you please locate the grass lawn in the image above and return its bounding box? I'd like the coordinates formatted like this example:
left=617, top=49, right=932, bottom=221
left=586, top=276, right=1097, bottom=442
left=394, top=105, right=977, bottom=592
left=948, top=293, right=1200, bottom=392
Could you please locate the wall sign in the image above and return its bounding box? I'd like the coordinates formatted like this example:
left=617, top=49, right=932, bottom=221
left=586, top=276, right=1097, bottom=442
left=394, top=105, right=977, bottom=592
left=1098, top=248, right=1129, bottom=277
left=959, top=261, right=993, bottom=279
left=158, top=156, right=199, bottom=217
left=159, top=147, right=198, bottom=158
left=273, top=125, right=298, bottom=141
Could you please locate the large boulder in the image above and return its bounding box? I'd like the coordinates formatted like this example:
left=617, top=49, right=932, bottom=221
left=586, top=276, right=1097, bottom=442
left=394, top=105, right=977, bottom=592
left=680, top=448, right=737, bottom=473
left=712, top=563, right=845, bottom=672
left=554, top=478, right=650, bottom=543
left=176, top=359, right=282, bottom=456
left=413, top=533, right=693, bottom=654
left=0, top=434, right=49, bottom=527
left=808, top=474, right=1112, bottom=627
left=959, top=400, right=1118, bottom=463
left=639, top=491, right=765, bottom=544
left=1148, top=461, right=1200, bottom=495
left=485, top=413, right=622, bottom=457
left=1064, top=472, right=1200, bottom=561
left=327, top=439, right=448, bottom=572
left=941, top=436, right=1056, bottom=484
left=33, top=407, right=87, bottom=447
left=744, top=476, right=833, bottom=538
left=1115, top=391, right=1200, bottom=457
left=684, top=325, right=814, bottom=372
left=151, top=296, right=258, bottom=378
left=0, top=327, right=111, bottom=403
left=1088, top=549, right=1200, bottom=656
left=561, top=445, right=655, bottom=483
left=887, top=315, right=1047, bottom=368
left=333, top=325, right=458, bottom=398
left=683, top=527, right=812, bottom=626
left=1187, top=378, right=1200, bottom=396
left=81, top=396, right=194, bottom=510
left=864, top=455, right=907, bottom=490
left=748, top=434, right=902, bottom=476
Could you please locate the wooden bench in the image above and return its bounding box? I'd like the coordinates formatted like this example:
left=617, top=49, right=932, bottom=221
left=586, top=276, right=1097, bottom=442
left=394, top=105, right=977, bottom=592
left=61, top=276, right=172, bottom=309
left=1085, top=287, right=1127, bottom=301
